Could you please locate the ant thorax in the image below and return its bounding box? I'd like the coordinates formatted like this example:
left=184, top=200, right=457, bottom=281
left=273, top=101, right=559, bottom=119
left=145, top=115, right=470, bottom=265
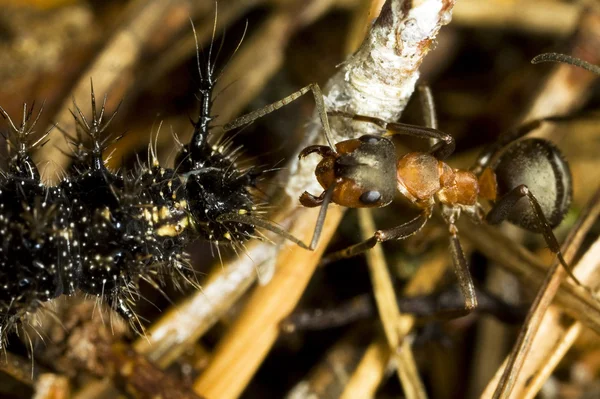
left=396, top=152, right=479, bottom=212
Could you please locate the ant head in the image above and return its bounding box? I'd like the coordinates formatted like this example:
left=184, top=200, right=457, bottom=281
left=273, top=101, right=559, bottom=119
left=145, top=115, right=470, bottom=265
left=314, top=135, right=397, bottom=208
left=492, top=138, right=572, bottom=232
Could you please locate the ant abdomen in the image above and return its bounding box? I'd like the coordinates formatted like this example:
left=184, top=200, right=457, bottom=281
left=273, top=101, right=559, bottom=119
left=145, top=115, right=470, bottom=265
left=491, top=138, right=572, bottom=232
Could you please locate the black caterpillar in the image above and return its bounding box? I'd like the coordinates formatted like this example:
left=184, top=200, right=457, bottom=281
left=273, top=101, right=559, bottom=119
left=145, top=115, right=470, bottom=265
left=0, top=28, right=309, bottom=348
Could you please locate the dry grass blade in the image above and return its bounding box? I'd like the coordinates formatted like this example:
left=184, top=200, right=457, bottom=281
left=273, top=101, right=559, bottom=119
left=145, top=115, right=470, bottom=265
left=355, top=208, right=427, bottom=399
left=340, top=336, right=390, bottom=399
left=459, top=221, right=600, bottom=334
left=486, top=186, right=600, bottom=399
left=192, top=207, right=343, bottom=399
left=339, top=245, right=448, bottom=397
left=482, top=238, right=600, bottom=399
left=285, top=328, right=370, bottom=399
left=517, top=239, right=600, bottom=398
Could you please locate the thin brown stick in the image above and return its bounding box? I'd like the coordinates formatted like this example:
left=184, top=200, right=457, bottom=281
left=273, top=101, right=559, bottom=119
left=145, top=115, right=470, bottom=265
left=458, top=219, right=600, bottom=333
left=285, top=327, right=370, bottom=398
left=356, top=208, right=427, bottom=399
left=340, top=244, right=448, bottom=397
left=340, top=337, right=390, bottom=399
left=486, top=239, right=600, bottom=399
left=488, top=186, right=600, bottom=399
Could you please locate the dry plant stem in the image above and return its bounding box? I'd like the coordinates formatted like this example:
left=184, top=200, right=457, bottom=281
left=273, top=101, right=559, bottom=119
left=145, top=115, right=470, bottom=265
left=33, top=374, right=70, bottom=399
left=339, top=337, right=390, bottom=399
left=355, top=208, right=427, bottom=399
left=285, top=328, right=370, bottom=399
left=38, top=0, right=212, bottom=181
left=452, top=0, right=580, bottom=37
left=193, top=207, right=343, bottom=399
left=134, top=239, right=273, bottom=367
left=457, top=220, right=600, bottom=334
left=484, top=240, right=600, bottom=399
left=339, top=246, right=447, bottom=397
left=487, top=186, right=600, bottom=399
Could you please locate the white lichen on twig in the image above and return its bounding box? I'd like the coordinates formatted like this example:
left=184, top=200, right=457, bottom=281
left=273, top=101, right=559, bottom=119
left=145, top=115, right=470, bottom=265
left=286, top=0, right=455, bottom=199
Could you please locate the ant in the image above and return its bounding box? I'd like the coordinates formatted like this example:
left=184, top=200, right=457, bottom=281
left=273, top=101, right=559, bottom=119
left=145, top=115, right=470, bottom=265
left=298, top=68, right=594, bottom=314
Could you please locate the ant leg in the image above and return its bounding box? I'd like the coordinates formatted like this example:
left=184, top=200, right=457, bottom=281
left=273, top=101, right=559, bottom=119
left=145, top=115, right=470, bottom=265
left=447, top=222, right=478, bottom=313
left=486, top=184, right=582, bottom=286
left=416, top=84, right=458, bottom=160
left=327, top=110, right=455, bottom=160
left=417, top=84, right=437, bottom=129
left=320, top=211, right=430, bottom=266
left=224, top=83, right=337, bottom=150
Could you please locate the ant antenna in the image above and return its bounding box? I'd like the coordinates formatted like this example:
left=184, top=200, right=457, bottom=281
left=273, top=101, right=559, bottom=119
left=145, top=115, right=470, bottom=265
left=532, top=53, right=600, bottom=75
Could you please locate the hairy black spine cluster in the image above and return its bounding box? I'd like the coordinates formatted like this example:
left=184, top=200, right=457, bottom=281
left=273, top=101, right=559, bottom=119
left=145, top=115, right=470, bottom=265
left=0, top=70, right=260, bottom=345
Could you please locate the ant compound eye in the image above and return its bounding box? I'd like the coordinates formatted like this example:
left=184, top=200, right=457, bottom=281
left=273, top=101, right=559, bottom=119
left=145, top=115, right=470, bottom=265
left=359, top=190, right=381, bottom=204
left=359, top=135, right=381, bottom=144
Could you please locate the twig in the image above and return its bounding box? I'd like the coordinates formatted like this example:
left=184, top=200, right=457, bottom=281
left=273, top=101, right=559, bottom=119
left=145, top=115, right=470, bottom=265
left=487, top=186, right=600, bottom=399
left=488, top=239, right=600, bottom=399
left=356, top=208, right=427, bottom=399
left=339, top=336, right=390, bottom=399
left=285, top=327, right=370, bottom=399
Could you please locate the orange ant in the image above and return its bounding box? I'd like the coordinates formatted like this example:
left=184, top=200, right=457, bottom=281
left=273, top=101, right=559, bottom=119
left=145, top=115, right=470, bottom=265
left=299, top=72, right=591, bottom=314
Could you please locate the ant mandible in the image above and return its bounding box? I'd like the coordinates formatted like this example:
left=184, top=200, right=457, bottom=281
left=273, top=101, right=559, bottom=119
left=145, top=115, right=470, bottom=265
left=299, top=68, right=593, bottom=313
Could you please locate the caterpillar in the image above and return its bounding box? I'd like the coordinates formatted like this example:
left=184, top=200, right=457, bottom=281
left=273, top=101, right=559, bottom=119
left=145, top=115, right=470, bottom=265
left=0, top=23, right=313, bottom=348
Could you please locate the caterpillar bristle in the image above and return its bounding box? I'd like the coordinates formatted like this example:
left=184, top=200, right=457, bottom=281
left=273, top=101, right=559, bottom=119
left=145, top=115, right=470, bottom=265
left=0, top=14, right=312, bottom=353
